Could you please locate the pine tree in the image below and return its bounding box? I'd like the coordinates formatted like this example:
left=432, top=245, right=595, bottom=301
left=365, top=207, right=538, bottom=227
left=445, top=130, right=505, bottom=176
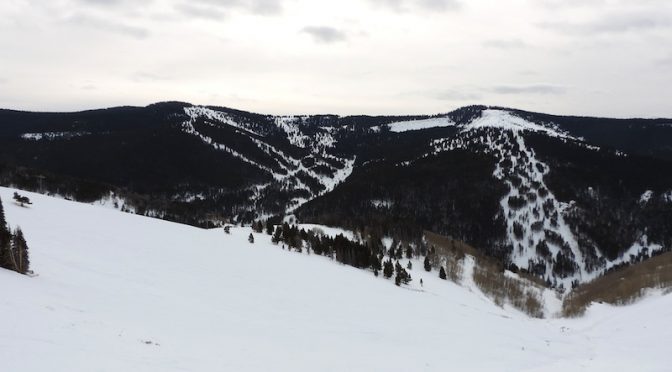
left=424, top=256, right=431, bottom=272
left=272, top=226, right=283, bottom=244
left=0, top=196, right=12, bottom=270
left=371, top=253, right=382, bottom=271
left=265, top=221, right=273, bottom=235
left=248, top=233, right=254, bottom=244
left=11, top=228, right=29, bottom=274
left=0, top=196, right=6, bottom=235
left=395, top=266, right=411, bottom=286
left=13, top=192, right=31, bottom=207
left=439, top=266, right=447, bottom=280
left=407, top=261, right=412, bottom=270
left=383, top=259, right=394, bottom=278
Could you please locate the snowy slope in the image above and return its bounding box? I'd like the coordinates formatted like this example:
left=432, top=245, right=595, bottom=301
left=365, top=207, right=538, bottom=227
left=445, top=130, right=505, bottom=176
left=1, top=187, right=671, bottom=371
left=180, top=106, right=355, bottom=216
left=426, top=110, right=658, bottom=287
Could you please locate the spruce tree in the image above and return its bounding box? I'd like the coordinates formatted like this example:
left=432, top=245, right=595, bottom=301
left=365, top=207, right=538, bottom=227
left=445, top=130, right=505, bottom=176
left=407, top=261, right=412, bottom=270
left=265, top=221, right=273, bottom=235
left=272, top=226, right=283, bottom=244
left=0, top=196, right=6, bottom=234
left=439, top=266, right=447, bottom=280
left=383, top=259, right=394, bottom=278
left=11, top=228, right=29, bottom=274
left=0, top=196, right=11, bottom=270
left=424, top=256, right=431, bottom=272
left=248, top=233, right=254, bottom=244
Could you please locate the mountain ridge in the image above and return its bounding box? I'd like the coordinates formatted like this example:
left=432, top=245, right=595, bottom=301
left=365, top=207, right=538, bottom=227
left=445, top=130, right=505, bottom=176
left=1, top=102, right=671, bottom=287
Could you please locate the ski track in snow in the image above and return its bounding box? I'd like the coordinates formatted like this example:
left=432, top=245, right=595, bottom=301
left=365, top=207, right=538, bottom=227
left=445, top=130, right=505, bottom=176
left=181, top=107, right=355, bottom=215
left=1, top=187, right=671, bottom=372
left=424, top=110, right=667, bottom=286
left=430, top=110, right=634, bottom=287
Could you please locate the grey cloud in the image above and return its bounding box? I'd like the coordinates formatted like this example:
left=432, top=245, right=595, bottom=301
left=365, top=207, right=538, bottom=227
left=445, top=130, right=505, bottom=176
left=301, top=26, right=347, bottom=44
left=482, top=39, right=529, bottom=49
left=0, top=78, right=7, bottom=84
left=434, top=89, right=482, bottom=101
left=189, top=0, right=283, bottom=15
left=536, top=0, right=605, bottom=9
left=539, top=13, right=672, bottom=35
left=66, top=14, right=150, bottom=39
left=370, top=0, right=461, bottom=12
left=175, top=4, right=226, bottom=20
left=491, top=84, right=566, bottom=95
left=76, top=0, right=126, bottom=5
left=74, top=0, right=154, bottom=8
left=658, top=56, right=672, bottom=66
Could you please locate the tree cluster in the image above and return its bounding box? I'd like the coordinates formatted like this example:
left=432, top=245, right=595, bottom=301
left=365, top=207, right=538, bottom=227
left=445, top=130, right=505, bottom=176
left=0, top=196, right=30, bottom=275
left=259, top=221, right=414, bottom=286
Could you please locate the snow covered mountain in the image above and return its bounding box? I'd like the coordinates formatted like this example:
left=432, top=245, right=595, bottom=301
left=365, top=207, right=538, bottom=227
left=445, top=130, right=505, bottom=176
left=1, top=186, right=671, bottom=371
left=1, top=103, right=671, bottom=287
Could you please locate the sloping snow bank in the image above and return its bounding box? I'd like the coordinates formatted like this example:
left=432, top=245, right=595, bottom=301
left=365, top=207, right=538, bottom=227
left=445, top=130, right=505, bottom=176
left=0, top=187, right=670, bottom=372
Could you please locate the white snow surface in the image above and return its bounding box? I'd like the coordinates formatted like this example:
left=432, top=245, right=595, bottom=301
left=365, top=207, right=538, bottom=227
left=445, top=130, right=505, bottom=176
left=21, top=131, right=90, bottom=141
left=386, top=117, right=455, bottom=132
left=296, top=223, right=361, bottom=242
left=464, top=110, right=574, bottom=139
left=1, top=187, right=671, bottom=372
left=640, top=190, right=654, bottom=204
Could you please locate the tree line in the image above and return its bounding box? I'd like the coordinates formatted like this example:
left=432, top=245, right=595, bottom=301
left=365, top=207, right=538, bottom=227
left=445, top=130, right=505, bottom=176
left=249, top=220, right=452, bottom=286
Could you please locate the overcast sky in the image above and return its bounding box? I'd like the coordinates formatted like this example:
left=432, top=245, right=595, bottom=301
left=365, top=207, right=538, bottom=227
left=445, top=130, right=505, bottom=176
left=0, top=0, right=671, bottom=117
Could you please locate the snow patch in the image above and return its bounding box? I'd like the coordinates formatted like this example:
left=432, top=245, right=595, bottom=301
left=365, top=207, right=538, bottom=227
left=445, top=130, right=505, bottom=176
left=371, top=199, right=393, bottom=209
left=606, top=235, right=662, bottom=271
left=640, top=190, right=654, bottom=204
left=463, top=110, right=574, bottom=139
left=386, top=117, right=455, bottom=133
left=21, top=131, right=89, bottom=141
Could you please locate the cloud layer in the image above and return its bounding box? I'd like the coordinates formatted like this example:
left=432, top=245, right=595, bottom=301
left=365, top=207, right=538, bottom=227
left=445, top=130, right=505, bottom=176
left=0, top=0, right=670, bottom=117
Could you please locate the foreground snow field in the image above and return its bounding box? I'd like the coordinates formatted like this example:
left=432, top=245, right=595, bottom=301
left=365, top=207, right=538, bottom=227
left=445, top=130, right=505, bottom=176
left=0, top=187, right=670, bottom=372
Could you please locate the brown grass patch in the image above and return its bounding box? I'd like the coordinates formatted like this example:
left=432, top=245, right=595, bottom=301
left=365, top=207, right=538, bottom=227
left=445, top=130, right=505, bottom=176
left=563, top=251, right=672, bottom=317
left=424, top=230, right=545, bottom=318
left=472, top=258, right=545, bottom=318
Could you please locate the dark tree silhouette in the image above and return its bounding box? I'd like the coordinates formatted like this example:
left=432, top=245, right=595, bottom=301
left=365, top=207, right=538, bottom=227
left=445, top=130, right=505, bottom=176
left=439, top=266, right=447, bottom=280
left=11, top=228, right=29, bottom=274
left=13, top=192, right=31, bottom=207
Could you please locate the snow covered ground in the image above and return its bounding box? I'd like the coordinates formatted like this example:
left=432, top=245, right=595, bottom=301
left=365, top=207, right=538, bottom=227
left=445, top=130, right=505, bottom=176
left=0, top=187, right=670, bottom=371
